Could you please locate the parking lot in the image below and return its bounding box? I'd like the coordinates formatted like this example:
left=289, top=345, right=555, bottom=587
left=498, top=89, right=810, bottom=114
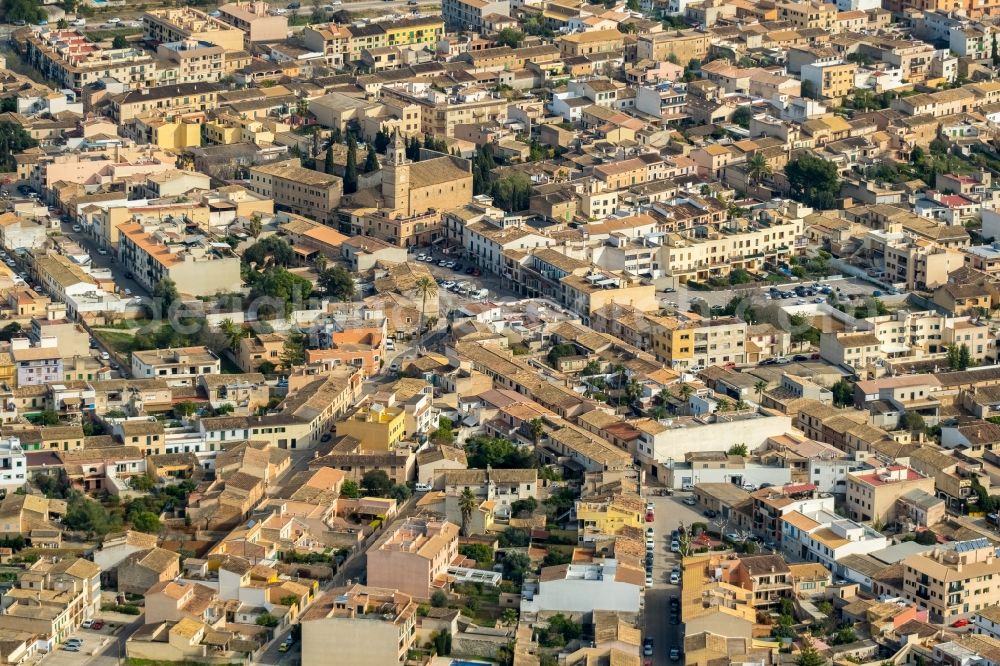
left=662, top=275, right=890, bottom=312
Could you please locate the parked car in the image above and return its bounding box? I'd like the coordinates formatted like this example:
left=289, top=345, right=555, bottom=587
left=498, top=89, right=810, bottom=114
left=682, top=496, right=696, bottom=506
left=645, top=511, right=654, bottom=523
left=643, top=639, right=654, bottom=657
left=952, top=619, right=971, bottom=628
left=669, top=648, right=681, bottom=661
left=414, top=483, right=432, bottom=492
left=670, top=571, right=680, bottom=584
left=91, top=621, right=104, bottom=630
left=670, top=540, right=680, bottom=552
left=703, top=509, right=717, bottom=518
left=81, top=620, right=93, bottom=629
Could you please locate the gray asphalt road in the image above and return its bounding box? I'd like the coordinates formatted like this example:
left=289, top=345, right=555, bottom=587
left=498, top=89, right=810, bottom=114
left=644, top=492, right=716, bottom=666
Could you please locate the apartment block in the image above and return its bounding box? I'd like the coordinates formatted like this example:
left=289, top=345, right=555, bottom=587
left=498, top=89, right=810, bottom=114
left=800, top=60, right=858, bottom=101
left=131, top=347, right=222, bottom=386
left=442, top=0, right=509, bottom=32
left=11, top=337, right=62, bottom=387
left=22, top=29, right=157, bottom=92
left=781, top=509, right=888, bottom=571
left=143, top=8, right=246, bottom=51
left=111, top=82, right=223, bottom=123
left=301, top=585, right=417, bottom=666
left=216, top=2, right=288, bottom=43
left=366, top=518, right=459, bottom=600
left=647, top=313, right=748, bottom=371
left=0, top=437, right=27, bottom=491
left=117, top=220, right=241, bottom=297
left=901, top=538, right=1000, bottom=621
left=846, top=465, right=936, bottom=524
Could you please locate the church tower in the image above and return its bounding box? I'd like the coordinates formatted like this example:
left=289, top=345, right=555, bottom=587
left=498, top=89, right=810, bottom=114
left=382, top=130, right=411, bottom=214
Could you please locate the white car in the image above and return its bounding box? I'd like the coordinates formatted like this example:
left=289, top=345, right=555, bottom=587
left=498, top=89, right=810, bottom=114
left=670, top=540, right=680, bottom=552
left=442, top=280, right=456, bottom=289
left=100, top=352, right=110, bottom=361
left=670, top=572, right=680, bottom=584
left=437, top=260, right=448, bottom=267
left=98, top=248, right=108, bottom=255
left=107, top=17, right=121, bottom=23
left=416, top=254, right=428, bottom=261
left=645, top=572, right=653, bottom=586
left=72, top=225, right=81, bottom=232
left=81, top=620, right=93, bottom=629
left=414, top=483, right=432, bottom=492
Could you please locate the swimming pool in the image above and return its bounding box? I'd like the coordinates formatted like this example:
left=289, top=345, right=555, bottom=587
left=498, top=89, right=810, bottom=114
left=450, top=661, right=491, bottom=666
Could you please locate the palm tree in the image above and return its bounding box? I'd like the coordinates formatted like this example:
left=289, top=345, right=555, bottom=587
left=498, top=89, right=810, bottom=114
left=734, top=399, right=748, bottom=411
left=754, top=380, right=767, bottom=404
left=415, top=275, right=435, bottom=350
left=716, top=397, right=730, bottom=412
left=745, top=152, right=772, bottom=186
left=679, top=382, right=694, bottom=402
left=313, top=254, right=327, bottom=273
left=657, top=388, right=671, bottom=406
left=528, top=418, right=544, bottom=445
left=219, top=318, right=244, bottom=352
left=459, top=488, right=477, bottom=537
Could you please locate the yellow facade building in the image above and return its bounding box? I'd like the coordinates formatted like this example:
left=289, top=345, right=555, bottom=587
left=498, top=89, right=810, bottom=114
left=335, top=404, right=406, bottom=451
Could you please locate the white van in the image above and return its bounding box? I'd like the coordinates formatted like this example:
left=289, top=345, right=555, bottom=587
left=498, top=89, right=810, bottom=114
left=70, top=18, right=86, bottom=26
left=385, top=337, right=395, bottom=351
left=414, top=483, right=432, bottom=492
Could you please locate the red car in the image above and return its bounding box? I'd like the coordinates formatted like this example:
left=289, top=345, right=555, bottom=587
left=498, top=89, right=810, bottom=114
left=645, top=511, right=655, bottom=523
left=951, top=619, right=970, bottom=628
left=91, top=621, right=104, bottom=630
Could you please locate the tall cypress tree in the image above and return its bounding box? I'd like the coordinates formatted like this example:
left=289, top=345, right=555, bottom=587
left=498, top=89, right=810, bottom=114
left=323, top=145, right=334, bottom=175
left=344, top=136, right=358, bottom=194
left=363, top=145, right=378, bottom=173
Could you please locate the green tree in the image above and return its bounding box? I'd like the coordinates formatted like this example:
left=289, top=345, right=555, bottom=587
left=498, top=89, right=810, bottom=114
left=800, top=79, right=817, bottom=99
left=280, top=330, right=306, bottom=368
left=111, top=34, right=128, bottom=49
left=246, top=269, right=312, bottom=317
left=959, top=343, right=972, bottom=370
left=795, top=638, right=827, bottom=666
left=363, top=144, right=378, bottom=173
left=899, top=411, right=925, bottom=432
left=361, top=469, right=393, bottom=496
left=243, top=236, right=296, bottom=268
left=754, top=380, right=768, bottom=405
left=256, top=613, right=279, bottom=628
left=732, top=106, right=753, bottom=129
left=33, top=410, right=60, bottom=426
left=344, top=135, right=358, bottom=194
left=831, top=379, right=853, bottom=407
left=153, top=278, right=179, bottom=311
left=785, top=153, right=840, bottom=210
left=746, top=152, right=773, bottom=185
left=727, top=443, right=748, bottom=457
left=915, top=529, right=937, bottom=545
left=219, top=318, right=245, bottom=352
left=495, top=27, right=523, bottom=48
left=510, top=498, right=537, bottom=517
left=318, top=265, right=355, bottom=301
left=3, top=0, right=44, bottom=22
left=459, top=543, right=494, bottom=566
left=131, top=511, right=162, bottom=534
left=174, top=401, right=198, bottom=419
left=459, top=488, right=478, bottom=536
left=490, top=171, right=533, bottom=213
left=415, top=275, right=436, bottom=349
left=340, top=479, right=361, bottom=498
left=431, top=589, right=449, bottom=607
left=374, top=129, right=391, bottom=153
left=501, top=551, right=531, bottom=584
left=464, top=436, right=534, bottom=468
left=324, top=145, right=335, bottom=175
